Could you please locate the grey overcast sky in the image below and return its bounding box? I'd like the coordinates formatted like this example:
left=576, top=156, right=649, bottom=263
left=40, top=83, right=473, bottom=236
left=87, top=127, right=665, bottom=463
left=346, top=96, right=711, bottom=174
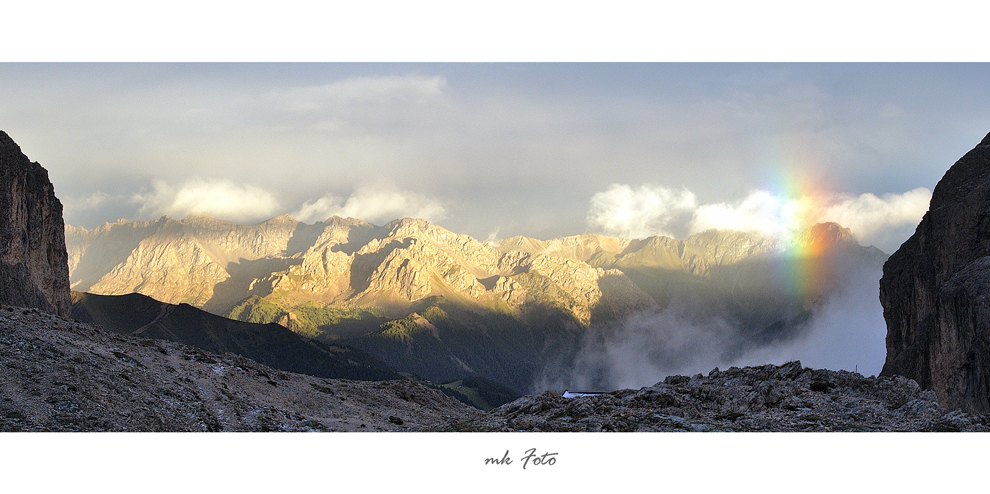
left=2, top=62, right=988, bottom=253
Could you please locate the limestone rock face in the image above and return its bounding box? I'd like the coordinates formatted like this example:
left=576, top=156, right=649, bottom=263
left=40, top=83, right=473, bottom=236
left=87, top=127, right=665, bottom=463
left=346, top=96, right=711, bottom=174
left=70, top=214, right=309, bottom=311
left=680, top=229, right=781, bottom=276
left=880, top=131, right=990, bottom=413
left=0, top=131, right=71, bottom=317
left=497, top=229, right=780, bottom=277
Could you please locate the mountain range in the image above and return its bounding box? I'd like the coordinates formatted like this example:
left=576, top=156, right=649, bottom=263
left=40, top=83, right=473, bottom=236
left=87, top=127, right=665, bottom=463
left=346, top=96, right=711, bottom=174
left=66, top=214, right=887, bottom=394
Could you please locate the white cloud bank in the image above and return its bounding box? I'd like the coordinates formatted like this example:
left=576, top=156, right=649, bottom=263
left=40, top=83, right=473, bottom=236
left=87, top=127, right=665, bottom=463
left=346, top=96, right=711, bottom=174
left=692, top=190, right=799, bottom=237
left=586, top=184, right=698, bottom=239
left=131, top=180, right=282, bottom=224
left=291, top=185, right=446, bottom=225
left=81, top=180, right=446, bottom=227
left=587, top=183, right=931, bottom=253
left=818, top=188, right=931, bottom=250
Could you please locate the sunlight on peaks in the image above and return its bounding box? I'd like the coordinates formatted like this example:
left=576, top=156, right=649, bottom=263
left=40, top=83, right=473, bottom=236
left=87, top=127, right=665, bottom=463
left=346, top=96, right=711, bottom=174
left=769, top=169, right=836, bottom=299
left=774, top=168, right=829, bottom=253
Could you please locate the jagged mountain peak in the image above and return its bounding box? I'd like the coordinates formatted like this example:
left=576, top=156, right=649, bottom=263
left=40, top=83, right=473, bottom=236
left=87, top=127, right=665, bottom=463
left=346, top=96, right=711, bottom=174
left=786, top=222, right=861, bottom=256
left=493, top=235, right=548, bottom=254
left=64, top=224, right=88, bottom=235
left=681, top=229, right=778, bottom=264
left=929, top=131, right=990, bottom=211
left=0, top=130, right=26, bottom=154
left=687, top=228, right=771, bottom=243
left=322, top=215, right=373, bottom=227
left=800, top=222, right=855, bottom=241
left=178, top=213, right=250, bottom=228
left=494, top=233, right=630, bottom=266
left=383, top=217, right=433, bottom=233
left=261, top=213, right=298, bottom=225
left=181, top=213, right=219, bottom=221
left=376, top=218, right=485, bottom=252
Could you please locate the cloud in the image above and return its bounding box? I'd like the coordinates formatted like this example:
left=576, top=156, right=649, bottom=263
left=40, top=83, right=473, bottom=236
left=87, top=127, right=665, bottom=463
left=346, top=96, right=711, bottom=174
left=733, top=260, right=888, bottom=376
left=586, top=183, right=931, bottom=253
left=586, top=184, right=698, bottom=239
left=61, top=191, right=137, bottom=227
left=117, top=180, right=447, bottom=226
left=691, top=190, right=794, bottom=236
left=555, top=308, right=740, bottom=391
left=291, top=195, right=345, bottom=224
left=273, top=75, right=447, bottom=112
left=131, top=180, right=281, bottom=223
left=818, top=188, right=931, bottom=249
left=291, top=185, right=446, bottom=224
left=63, top=191, right=119, bottom=211
left=539, top=248, right=888, bottom=391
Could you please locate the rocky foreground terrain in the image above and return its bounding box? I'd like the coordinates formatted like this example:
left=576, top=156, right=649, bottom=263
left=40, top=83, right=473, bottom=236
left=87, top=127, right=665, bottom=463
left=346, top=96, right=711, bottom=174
left=0, top=304, right=482, bottom=431
left=455, top=361, right=990, bottom=432
left=7, top=300, right=986, bottom=432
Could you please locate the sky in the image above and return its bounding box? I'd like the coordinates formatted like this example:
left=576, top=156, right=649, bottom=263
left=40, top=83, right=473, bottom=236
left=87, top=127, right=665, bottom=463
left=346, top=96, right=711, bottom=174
left=1, top=63, right=989, bottom=253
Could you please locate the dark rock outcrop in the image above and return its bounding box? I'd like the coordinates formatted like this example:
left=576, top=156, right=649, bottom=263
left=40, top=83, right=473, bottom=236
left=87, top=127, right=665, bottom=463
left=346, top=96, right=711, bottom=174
left=880, top=131, right=990, bottom=413
left=457, top=361, right=988, bottom=432
left=0, top=131, right=71, bottom=317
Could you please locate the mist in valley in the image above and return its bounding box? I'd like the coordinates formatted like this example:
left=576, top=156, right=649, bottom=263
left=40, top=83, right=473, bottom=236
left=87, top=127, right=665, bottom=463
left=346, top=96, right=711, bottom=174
left=538, top=254, right=888, bottom=392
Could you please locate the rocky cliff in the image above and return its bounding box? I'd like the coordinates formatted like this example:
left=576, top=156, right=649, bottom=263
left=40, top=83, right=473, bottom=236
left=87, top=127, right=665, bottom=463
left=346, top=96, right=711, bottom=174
left=0, top=131, right=71, bottom=317
left=881, top=131, right=990, bottom=413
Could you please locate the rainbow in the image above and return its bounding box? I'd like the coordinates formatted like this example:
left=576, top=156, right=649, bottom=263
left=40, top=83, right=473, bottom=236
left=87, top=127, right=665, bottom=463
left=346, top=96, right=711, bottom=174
left=767, top=167, right=834, bottom=302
